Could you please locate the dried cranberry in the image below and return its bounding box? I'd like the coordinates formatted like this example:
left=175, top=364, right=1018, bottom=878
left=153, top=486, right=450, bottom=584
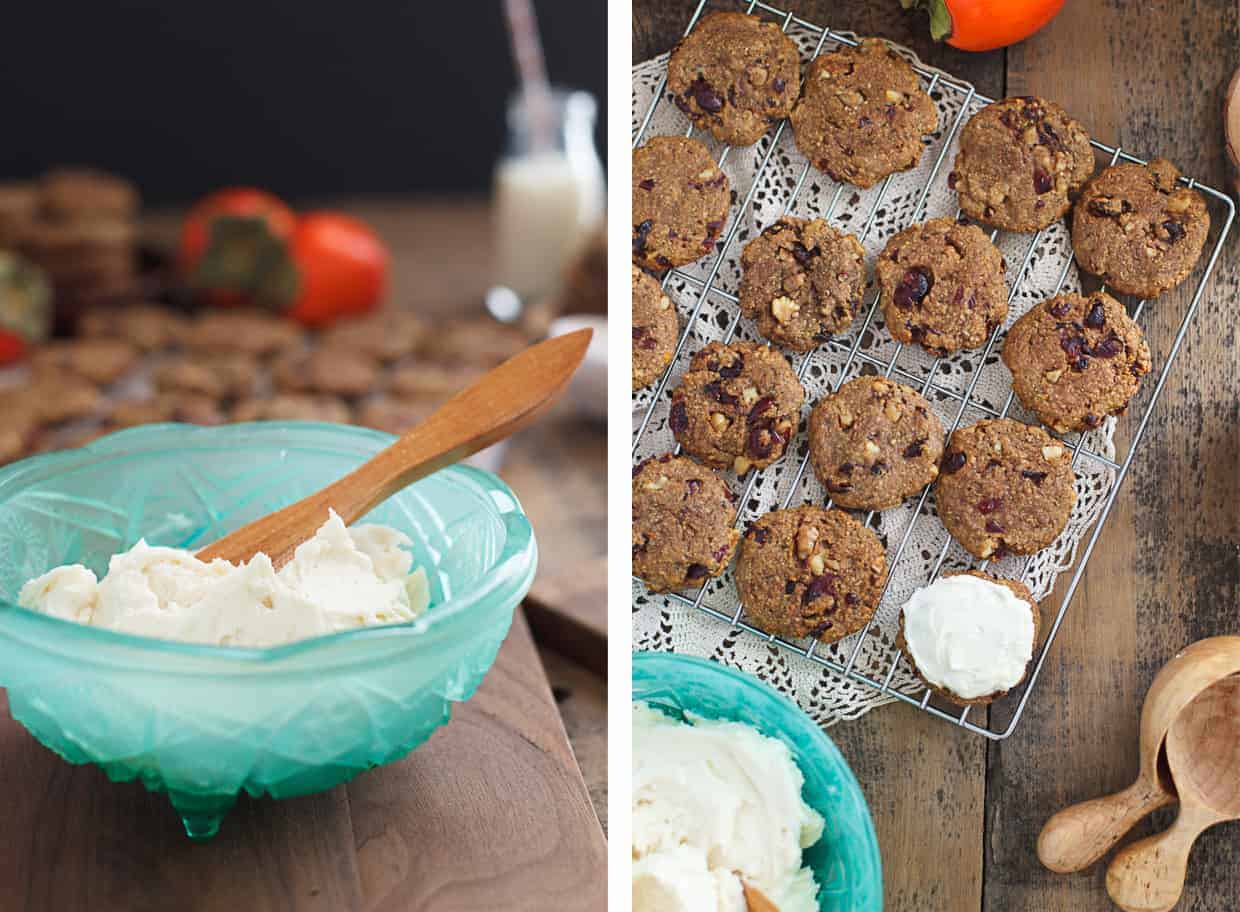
left=826, top=480, right=852, bottom=494
left=772, top=77, right=786, bottom=93
left=1084, top=300, right=1106, bottom=329
left=1049, top=298, right=1072, bottom=318
left=845, top=593, right=859, bottom=606
left=747, top=423, right=783, bottom=459
left=1021, top=470, right=1047, bottom=486
left=704, top=380, right=739, bottom=405
left=1072, top=355, right=1091, bottom=371
left=633, top=461, right=647, bottom=478
left=1060, top=333, right=1087, bottom=360
left=985, top=519, right=1005, bottom=534
left=705, top=219, right=724, bottom=236
left=639, top=178, right=655, bottom=191
left=892, top=267, right=933, bottom=310
left=1036, top=120, right=1063, bottom=150
left=903, top=440, right=926, bottom=458
left=689, top=75, right=724, bottom=113
left=942, top=451, right=967, bottom=473
left=813, top=330, right=833, bottom=344
left=686, top=563, right=709, bottom=580
left=1163, top=220, right=1186, bottom=242
left=785, top=580, right=797, bottom=594
left=669, top=400, right=689, bottom=434
left=633, top=541, right=646, bottom=556
left=712, top=543, right=731, bottom=562
left=791, top=242, right=818, bottom=266
left=718, top=357, right=744, bottom=379
left=871, top=461, right=889, bottom=476
left=908, top=324, right=927, bottom=343
left=1089, top=332, right=1124, bottom=358
left=1033, top=166, right=1053, bottom=194
left=810, top=620, right=834, bottom=638
left=977, top=497, right=1003, bottom=514
left=686, top=478, right=702, bottom=496
left=656, top=255, right=672, bottom=268
left=747, top=395, right=774, bottom=422
left=803, top=573, right=837, bottom=605
left=633, top=219, right=654, bottom=256
left=947, top=171, right=958, bottom=190
left=754, top=526, right=769, bottom=544
left=1083, top=413, right=1102, bottom=428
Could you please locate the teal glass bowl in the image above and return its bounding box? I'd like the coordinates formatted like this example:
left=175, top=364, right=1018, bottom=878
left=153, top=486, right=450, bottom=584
left=632, top=651, right=882, bottom=912
left=0, top=422, right=536, bottom=840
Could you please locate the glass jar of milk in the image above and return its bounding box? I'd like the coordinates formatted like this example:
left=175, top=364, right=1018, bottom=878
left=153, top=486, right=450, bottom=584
left=491, top=88, right=605, bottom=312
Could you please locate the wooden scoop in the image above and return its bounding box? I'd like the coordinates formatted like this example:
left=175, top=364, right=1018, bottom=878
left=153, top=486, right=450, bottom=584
left=741, top=880, right=779, bottom=912
left=197, top=328, right=592, bottom=569
left=1106, top=673, right=1240, bottom=911
left=1038, top=636, right=1240, bottom=873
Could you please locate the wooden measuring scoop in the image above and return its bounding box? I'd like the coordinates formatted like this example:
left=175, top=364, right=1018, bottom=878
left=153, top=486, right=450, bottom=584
left=1106, top=672, right=1240, bottom=911
left=1038, top=636, right=1240, bottom=874
left=197, top=328, right=591, bottom=569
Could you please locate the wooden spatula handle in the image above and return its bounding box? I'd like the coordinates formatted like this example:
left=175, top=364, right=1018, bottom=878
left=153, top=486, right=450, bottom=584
left=1105, top=804, right=1217, bottom=912
left=1037, top=779, right=1175, bottom=873
left=741, top=880, right=780, bottom=912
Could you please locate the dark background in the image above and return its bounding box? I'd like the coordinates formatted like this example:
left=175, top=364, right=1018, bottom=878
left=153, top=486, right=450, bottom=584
left=0, top=1, right=606, bottom=205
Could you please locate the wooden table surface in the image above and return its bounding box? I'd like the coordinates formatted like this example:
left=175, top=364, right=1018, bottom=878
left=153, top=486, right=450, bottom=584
left=636, top=2, right=1240, bottom=910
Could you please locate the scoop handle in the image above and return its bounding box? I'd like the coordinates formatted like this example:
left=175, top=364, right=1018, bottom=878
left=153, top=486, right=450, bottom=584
left=1037, top=778, right=1174, bottom=873
left=1105, top=804, right=1218, bottom=912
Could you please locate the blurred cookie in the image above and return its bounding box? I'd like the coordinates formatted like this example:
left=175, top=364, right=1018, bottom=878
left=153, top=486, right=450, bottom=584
left=232, top=394, right=352, bottom=424
left=272, top=348, right=381, bottom=398
left=667, top=11, right=801, bottom=146
left=40, top=168, right=139, bottom=220
left=0, top=182, right=39, bottom=246
left=432, top=319, right=529, bottom=366
left=354, top=397, right=438, bottom=435
left=388, top=361, right=483, bottom=399
left=320, top=311, right=427, bottom=363
left=185, top=310, right=304, bottom=357
left=561, top=223, right=607, bottom=315
left=29, top=376, right=104, bottom=425
left=79, top=303, right=189, bottom=351
left=30, top=338, right=138, bottom=386
left=110, top=394, right=225, bottom=429
left=154, top=353, right=259, bottom=400
left=791, top=38, right=938, bottom=188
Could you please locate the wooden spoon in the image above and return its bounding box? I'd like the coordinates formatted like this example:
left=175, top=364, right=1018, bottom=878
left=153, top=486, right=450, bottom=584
left=1038, top=636, right=1240, bottom=873
left=741, top=880, right=779, bottom=912
left=1106, top=673, right=1240, bottom=912
left=197, top=328, right=592, bottom=569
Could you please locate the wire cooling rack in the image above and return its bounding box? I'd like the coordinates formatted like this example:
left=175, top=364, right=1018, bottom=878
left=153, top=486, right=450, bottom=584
left=631, top=0, right=1235, bottom=739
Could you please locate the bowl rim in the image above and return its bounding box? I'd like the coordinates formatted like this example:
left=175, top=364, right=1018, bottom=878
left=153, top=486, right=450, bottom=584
left=0, top=421, right=536, bottom=668
left=632, top=650, right=883, bottom=908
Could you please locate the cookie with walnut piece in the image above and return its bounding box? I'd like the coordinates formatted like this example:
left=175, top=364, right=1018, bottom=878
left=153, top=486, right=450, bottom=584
left=738, top=216, right=866, bottom=352
left=934, top=418, right=1076, bottom=559
left=669, top=340, right=803, bottom=475
left=735, top=505, right=887, bottom=645
left=632, top=265, right=677, bottom=390
left=632, top=136, right=730, bottom=270
left=667, top=11, right=801, bottom=147
left=1002, top=291, right=1151, bottom=434
left=632, top=454, right=740, bottom=592
left=1071, top=158, right=1209, bottom=298
left=808, top=376, right=944, bottom=510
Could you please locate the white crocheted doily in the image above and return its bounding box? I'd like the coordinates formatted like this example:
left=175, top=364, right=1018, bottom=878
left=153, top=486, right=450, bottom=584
left=631, top=27, right=1116, bottom=729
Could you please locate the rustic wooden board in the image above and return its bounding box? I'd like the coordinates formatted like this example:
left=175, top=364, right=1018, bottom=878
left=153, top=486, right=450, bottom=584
left=634, top=2, right=1240, bottom=909
left=0, top=610, right=605, bottom=912
left=525, top=559, right=609, bottom=676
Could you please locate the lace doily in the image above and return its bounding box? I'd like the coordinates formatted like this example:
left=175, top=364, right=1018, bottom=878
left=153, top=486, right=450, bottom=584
left=631, top=27, right=1117, bottom=729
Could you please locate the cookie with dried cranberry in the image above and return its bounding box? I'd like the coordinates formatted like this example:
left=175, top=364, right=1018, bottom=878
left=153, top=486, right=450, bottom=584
left=669, top=341, right=803, bottom=475
left=632, top=454, right=740, bottom=592
left=791, top=38, right=938, bottom=189
left=735, top=505, right=887, bottom=644
left=951, top=96, right=1094, bottom=232
left=1002, top=291, right=1151, bottom=434
left=738, top=217, right=866, bottom=351
left=1071, top=158, right=1209, bottom=298
left=632, top=265, right=678, bottom=389
left=935, top=418, right=1076, bottom=559
left=633, top=136, right=731, bottom=270
left=808, top=376, right=944, bottom=510
left=667, top=11, right=801, bottom=147
left=30, top=338, right=138, bottom=386
left=875, top=218, right=1007, bottom=355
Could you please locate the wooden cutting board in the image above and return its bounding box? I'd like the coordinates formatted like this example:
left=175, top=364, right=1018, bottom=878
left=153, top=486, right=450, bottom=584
left=0, top=609, right=606, bottom=912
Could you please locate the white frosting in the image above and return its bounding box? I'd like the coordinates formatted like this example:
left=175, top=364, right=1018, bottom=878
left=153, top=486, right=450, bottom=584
left=19, top=511, right=429, bottom=648
left=632, top=703, right=823, bottom=912
left=901, top=574, right=1035, bottom=699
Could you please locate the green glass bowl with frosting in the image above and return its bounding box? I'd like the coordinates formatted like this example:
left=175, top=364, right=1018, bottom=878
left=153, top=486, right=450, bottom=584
left=0, top=422, right=536, bottom=840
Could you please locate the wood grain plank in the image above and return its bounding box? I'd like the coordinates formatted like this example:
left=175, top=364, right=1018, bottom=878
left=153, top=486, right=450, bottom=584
left=989, top=2, right=1240, bottom=910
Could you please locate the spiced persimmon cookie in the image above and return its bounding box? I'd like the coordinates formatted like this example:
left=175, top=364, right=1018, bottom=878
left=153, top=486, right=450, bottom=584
left=632, top=454, right=740, bottom=592
left=738, top=217, right=866, bottom=351
left=875, top=217, right=1007, bottom=355
left=935, top=418, right=1076, bottom=559
left=669, top=341, right=803, bottom=474
left=808, top=376, right=944, bottom=510
left=1072, top=158, right=1209, bottom=298
left=632, top=136, right=730, bottom=270
left=735, top=505, right=887, bottom=644
left=632, top=265, right=677, bottom=390
left=791, top=38, right=937, bottom=188
left=1002, top=291, right=1151, bottom=433
left=951, top=96, right=1093, bottom=231
left=667, top=11, right=801, bottom=147
left=898, top=570, right=1040, bottom=705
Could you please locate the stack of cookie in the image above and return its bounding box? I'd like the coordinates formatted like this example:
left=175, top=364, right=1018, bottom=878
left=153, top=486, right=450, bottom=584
left=632, top=14, right=1212, bottom=698
left=0, top=304, right=528, bottom=467
left=0, top=168, right=140, bottom=323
